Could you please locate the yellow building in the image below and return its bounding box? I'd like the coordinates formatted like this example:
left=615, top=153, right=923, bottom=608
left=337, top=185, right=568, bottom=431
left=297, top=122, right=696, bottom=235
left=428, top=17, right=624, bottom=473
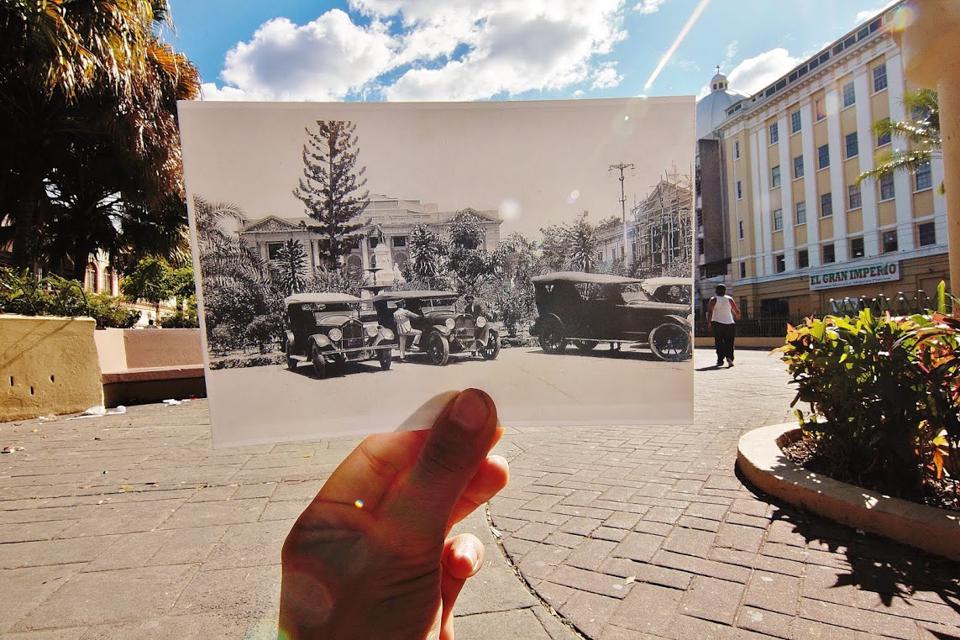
left=700, top=1, right=948, bottom=318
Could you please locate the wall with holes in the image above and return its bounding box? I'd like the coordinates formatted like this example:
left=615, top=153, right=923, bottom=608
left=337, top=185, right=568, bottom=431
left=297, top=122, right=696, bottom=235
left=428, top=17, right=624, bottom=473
left=0, top=315, right=103, bottom=421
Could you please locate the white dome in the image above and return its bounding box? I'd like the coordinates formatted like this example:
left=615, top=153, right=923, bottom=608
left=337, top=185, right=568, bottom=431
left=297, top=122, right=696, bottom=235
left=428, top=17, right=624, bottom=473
left=696, top=70, right=746, bottom=140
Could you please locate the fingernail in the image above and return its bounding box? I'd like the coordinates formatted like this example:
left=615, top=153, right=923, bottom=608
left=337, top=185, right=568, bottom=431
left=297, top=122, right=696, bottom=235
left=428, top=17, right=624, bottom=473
left=448, top=389, right=492, bottom=433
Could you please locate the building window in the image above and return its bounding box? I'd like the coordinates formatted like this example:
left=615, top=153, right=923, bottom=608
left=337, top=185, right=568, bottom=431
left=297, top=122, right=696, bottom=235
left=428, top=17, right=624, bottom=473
left=734, top=140, right=741, bottom=159
left=791, top=110, right=802, bottom=134
left=823, top=243, right=836, bottom=263
left=848, top=184, right=862, bottom=210
left=697, top=238, right=704, bottom=255
left=794, top=155, right=804, bottom=179
left=85, top=263, right=99, bottom=293
left=739, top=261, right=746, bottom=278
left=877, top=119, right=892, bottom=146
left=879, top=173, right=895, bottom=201
left=775, top=254, right=786, bottom=273
left=818, top=144, right=830, bottom=170
left=815, top=98, right=826, bottom=121
left=267, top=242, right=284, bottom=260
left=873, top=63, right=888, bottom=92
left=915, top=161, right=933, bottom=191
left=769, top=122, right=779, bottom=145
left=842, top=81, right=856, bottom=108
left=392, top=235, right=407, bottom=247
left=736, top=180, right=743, bottom=200
left=918, top=221, right=936, bottom=246
left=850, top=237, right=865, bottom=259
left=798, top=249, right=809, bottom=269
left=820, top=192, right=833, bottom=217
left=795, top=201, right=807, bottom=225
left=882, top=229, right=898, bottom=253
left=773, top=208, right=783, bottom=231
left=771, top=165, right=781, bottom=188
left=845, top=132, right=859, bottom=159
left=738, top=220, right=744, bottom=239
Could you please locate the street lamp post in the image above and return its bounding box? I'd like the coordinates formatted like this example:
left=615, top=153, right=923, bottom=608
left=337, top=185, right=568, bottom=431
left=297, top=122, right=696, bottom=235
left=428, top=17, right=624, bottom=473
left=610, top=163, right=635, bottom=269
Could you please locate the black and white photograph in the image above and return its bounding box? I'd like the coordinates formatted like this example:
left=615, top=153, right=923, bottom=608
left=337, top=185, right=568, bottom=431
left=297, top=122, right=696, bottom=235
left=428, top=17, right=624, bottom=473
left=178, top=98, right=695, bottom=446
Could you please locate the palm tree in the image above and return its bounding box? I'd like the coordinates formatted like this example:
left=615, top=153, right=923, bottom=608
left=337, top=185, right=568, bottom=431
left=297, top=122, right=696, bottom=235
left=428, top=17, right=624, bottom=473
left=858, top=89, right=941, bottom=190
left=566, top=213, right=600, bottom=273
left=0, top=0, right=199, bottom=270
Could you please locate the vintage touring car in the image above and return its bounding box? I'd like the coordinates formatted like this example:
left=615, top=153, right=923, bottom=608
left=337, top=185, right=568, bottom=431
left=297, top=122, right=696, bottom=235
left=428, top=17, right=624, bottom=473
left=529, top=272, right=692, bottom=361
left=372, top=290, right=500, bottom=366
left=283, top=293, right=395, bottom=377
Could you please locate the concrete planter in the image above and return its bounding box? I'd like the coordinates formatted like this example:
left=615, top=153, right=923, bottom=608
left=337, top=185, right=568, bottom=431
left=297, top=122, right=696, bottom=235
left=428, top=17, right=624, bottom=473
left=738, top=424, right=960, bottom=560
left=1, top=314, right=103, bottom=421
left=94, top=328, right=205, bottom=406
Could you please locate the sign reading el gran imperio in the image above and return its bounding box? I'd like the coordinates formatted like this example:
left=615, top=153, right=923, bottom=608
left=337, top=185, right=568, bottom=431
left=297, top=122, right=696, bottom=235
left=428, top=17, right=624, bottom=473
left=809, top=261, right=900, bottom=291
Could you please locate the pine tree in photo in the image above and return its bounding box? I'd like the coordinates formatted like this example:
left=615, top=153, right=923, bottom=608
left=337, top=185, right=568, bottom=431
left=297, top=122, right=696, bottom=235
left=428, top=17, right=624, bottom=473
left=271, top=239, right=308, bottom=296
left=293, top=120, right=370, bottom=268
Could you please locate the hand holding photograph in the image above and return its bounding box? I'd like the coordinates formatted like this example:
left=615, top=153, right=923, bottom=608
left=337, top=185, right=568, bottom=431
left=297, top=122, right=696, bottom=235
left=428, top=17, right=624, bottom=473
left=178, top=97, right=695, bottom=447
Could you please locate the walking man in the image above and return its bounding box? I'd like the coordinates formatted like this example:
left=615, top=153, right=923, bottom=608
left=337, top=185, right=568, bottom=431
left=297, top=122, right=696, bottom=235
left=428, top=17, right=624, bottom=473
left=707, top=284, right=741, bottom=367
left=393, top=299, right=422, bottom=361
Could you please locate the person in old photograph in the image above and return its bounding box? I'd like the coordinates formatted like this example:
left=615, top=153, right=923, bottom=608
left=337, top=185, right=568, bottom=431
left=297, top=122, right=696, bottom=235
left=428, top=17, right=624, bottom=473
left=394, top=299, right=422, bottom=360
left=462, top=294, right=484, bottom=318
left=707, top=284, right=741, bottom=367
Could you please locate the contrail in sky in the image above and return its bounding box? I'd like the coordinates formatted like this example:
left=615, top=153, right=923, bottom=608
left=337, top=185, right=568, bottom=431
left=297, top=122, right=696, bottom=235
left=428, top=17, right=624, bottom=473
left=643, top=0, right=711, bottom=91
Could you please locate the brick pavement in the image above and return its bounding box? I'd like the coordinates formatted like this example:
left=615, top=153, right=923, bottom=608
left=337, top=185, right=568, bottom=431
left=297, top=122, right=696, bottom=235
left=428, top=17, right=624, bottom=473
left=491, top=349, right=960, bottom=639
left=1, top=349, right=958, bottom=639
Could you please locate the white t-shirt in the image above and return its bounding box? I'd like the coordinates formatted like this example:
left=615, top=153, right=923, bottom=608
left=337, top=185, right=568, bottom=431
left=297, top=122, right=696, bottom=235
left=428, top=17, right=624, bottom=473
left=711, top=295, right=735, bottom=324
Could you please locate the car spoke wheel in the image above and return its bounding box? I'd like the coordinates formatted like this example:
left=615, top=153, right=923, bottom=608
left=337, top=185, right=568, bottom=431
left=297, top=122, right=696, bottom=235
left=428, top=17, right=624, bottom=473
left=480, top=332, right=501, bottom=360
left=428, top=334, right=450, bottom=366
left=649, top=324, right=691, bottom=362
left=378, top=349, right=393, bottom=370
left=573, top=340, right=596, bottom=352
left=539, top=321, right=567, bottom=354
left=311, top=344, right=327, bottom=378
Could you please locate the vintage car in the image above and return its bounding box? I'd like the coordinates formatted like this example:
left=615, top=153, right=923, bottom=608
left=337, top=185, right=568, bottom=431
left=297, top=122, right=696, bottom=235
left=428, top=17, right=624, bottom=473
left=372, top=290, right=500, bottom=366
left=529, top=272, right=692, bottom=361
left=283, top=293, right=395, bottom=377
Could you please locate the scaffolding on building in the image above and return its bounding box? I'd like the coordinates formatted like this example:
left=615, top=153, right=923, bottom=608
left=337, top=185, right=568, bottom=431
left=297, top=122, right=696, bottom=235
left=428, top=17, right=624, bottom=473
left=630, top=169, right=694, bottom=279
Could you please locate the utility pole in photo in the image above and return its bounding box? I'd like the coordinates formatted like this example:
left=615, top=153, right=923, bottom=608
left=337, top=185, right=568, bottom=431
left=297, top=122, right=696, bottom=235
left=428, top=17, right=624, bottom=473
left=609, top=163, right=635, bottom=270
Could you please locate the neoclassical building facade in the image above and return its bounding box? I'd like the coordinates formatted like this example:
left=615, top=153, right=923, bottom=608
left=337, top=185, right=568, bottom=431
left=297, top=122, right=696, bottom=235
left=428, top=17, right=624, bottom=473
left=234, top=195, right=502, bottom=287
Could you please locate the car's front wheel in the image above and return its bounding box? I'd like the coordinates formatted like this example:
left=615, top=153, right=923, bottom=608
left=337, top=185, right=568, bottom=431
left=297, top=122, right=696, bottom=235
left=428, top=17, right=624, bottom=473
left=427, top=333, right=450, bottom=366
left=649, top=323, right=691, bottom=361
left=480, top=331, right=500, bottom=360
left=539, top=320, right=567, bottom=354
left=311, top=343, right=327, bottom=378
left=378, top=349, right=393, bottom=370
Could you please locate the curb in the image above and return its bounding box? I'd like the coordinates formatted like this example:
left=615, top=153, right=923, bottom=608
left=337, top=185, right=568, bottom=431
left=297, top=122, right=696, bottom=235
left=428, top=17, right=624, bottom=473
left=737, top=423, right=960, bottom=561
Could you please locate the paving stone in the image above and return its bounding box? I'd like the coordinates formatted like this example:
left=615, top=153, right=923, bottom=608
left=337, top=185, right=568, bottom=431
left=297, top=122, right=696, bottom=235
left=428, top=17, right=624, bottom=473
left=679, top=575, right=745, bottom=625
left=158, top=499, right=267, bottom=530
left=566, top=539, right=617, bottom=572
left=13, top=565, right=197, bottom=630
left=743, top=571, right=801, bottom=616
left=662, top=527, right=716, bottom=557
left=453, top=608, right=554, bottom=639
left=609, top=583, right=683, bottom=635
left=561, top=591, right=620, bottom=638
left=546, top=566, right=632, bottom=599
left=0, top=536, right=119, bottom=569
left=0, top=565, right=79, bottom=633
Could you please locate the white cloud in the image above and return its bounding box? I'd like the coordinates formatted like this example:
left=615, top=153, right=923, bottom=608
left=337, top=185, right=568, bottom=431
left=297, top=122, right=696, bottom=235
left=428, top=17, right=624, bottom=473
left=726, top=47, right=800, bottom=95
left=855, top=0, right=897, bottom=24
left=591, top=62, right=623, bottom=89
left=203, top=1, right=628, bottom=102
left=378, top=0, right=627, bottom=101
left=204, top=10, right=396, bottom=101
left=634, top=0, right=667, bottom=14
left=723, top=40, right=738, bottom=66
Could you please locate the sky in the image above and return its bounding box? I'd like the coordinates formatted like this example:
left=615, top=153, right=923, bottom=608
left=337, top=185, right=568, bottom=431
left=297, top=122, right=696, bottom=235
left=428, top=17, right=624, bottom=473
left=163, top=0, right=900, bottom=103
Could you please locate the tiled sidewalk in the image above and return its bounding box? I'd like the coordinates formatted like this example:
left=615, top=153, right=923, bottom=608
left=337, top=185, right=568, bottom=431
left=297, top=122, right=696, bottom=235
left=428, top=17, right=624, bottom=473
left=491, top=349, right=960, bottom=639
left=1, top=349, right=958, bottom=639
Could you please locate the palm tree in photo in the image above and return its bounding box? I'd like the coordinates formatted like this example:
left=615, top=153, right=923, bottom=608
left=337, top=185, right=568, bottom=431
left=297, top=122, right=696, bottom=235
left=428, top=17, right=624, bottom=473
left=566, top=213, right=601, bottom=273
left=858, top=89, right=942, bottom=191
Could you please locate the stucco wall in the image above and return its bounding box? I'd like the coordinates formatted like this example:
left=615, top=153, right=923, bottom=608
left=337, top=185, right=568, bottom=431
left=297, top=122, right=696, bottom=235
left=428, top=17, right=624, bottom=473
left=1, top=315, right=103, bottom=421
left=94, top=328, right=203, bottom=373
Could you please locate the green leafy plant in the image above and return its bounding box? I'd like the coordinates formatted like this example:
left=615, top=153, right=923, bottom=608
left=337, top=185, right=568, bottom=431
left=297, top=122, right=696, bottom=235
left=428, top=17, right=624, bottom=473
left=0, top=267, right=139, bottom=328
left=780, top=300, right=959, bottom=504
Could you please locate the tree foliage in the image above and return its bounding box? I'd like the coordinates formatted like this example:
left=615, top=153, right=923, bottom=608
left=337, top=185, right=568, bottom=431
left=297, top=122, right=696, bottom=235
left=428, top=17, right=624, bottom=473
left=293, top=120, right=370, bottom=268
left=858, top=89, right=942, bottom=190
left=0, top=0, right=200, bottom=273
left=271, top=239, right=308, bottom=296
left=403, top=224, right=448, bottom=290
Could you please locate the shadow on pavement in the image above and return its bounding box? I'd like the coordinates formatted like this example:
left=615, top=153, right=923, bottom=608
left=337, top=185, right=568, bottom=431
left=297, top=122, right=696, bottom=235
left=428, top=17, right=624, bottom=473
left=522, top=347, right=676, bottom=363
left=734, top=464, right=960, bottom=618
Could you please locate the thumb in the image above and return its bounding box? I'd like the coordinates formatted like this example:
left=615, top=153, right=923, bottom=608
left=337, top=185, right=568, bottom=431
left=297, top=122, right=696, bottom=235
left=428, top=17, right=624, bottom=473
left=385, top=389, right=498, bottom=539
